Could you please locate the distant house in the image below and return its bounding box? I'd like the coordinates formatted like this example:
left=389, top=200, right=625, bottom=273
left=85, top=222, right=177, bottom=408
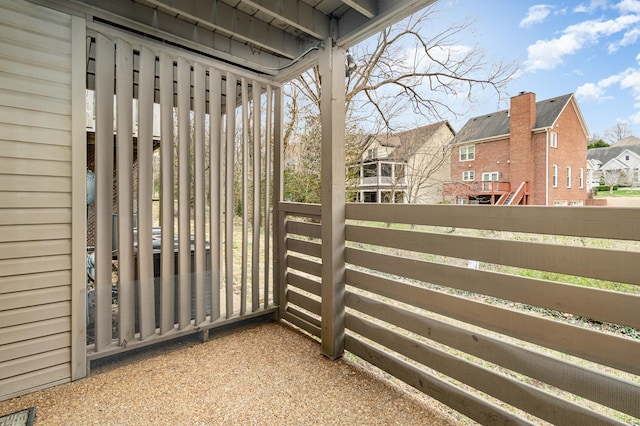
left=354, top=121, right=455, bottom=204
left=444, top=92, right=589, bottom=206
left=587, top=136, right=640, bottom=188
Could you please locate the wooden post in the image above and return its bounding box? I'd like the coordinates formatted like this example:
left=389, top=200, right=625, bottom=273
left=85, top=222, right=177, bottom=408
left=273, top=87, right=284, bottom=315
left=319, top=38, right=346, bottom=360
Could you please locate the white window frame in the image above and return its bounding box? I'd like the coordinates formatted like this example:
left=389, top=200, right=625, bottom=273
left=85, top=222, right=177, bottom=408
left=566, top=166, right=572, bottom=188
left=462, top=170, right=475, bottom=181
left=552, top=164, right=558, bottom=187
left=459, top=145, right=475, bottom=162
left=579, top=168, right=584, bottom=188
left=456, top=198, right=468, bottom=205
left=550, top=132, right=558, bottom=148
left=482, top=171, right=499, bottom=181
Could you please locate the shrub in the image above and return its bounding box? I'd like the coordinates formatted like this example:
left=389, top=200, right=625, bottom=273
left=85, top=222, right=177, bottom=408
left=595, top=185, right=618, bottom=192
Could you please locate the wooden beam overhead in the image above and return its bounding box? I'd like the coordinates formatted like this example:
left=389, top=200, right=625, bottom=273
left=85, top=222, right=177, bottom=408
left=240, top=0, right=330, bottom=40
left=141, top=0, right=303, bottom=59
left=340, top=0, right=376, bottom=19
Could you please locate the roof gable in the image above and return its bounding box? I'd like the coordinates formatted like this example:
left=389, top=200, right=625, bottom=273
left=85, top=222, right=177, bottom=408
left=390, top=121, right=455, bottom=159
left=601, top=157, right=629, bottom=171
left=451, top=93, right=576, bottom=145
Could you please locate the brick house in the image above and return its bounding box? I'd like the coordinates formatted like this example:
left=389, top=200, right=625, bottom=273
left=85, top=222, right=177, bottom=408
left=444, top=92, right=589, bottom=205
left=355, top=121, right=455, bottom=204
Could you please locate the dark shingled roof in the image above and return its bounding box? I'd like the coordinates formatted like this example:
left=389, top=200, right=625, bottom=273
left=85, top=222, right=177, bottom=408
left=587, top=144, right=640, bottom=163
left=451, top=93, right=574, bottom=145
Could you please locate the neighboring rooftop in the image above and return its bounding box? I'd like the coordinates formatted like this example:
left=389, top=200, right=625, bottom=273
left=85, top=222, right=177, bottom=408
left=588, top=139, right=640, bottom=163
left=451, top=93, right=574, bottom=145
left=371, top=121, right=455, bottom=160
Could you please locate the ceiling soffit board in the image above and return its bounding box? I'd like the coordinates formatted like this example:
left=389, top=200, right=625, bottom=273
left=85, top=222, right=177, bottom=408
left=336, top=0, right=439, bottom=48
left=341, top=0, right=377, bottom=19
left=29, top=0, right=439, bottom=79
left=238, top=0, right=330, bottom=41
left=137, top=0, right=308, bottom=60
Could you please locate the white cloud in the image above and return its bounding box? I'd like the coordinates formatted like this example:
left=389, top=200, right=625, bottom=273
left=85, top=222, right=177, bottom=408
left=520, top=5, right=553, bottom=28
left=608, top=27, right=640, bottom=52
left=576, top=82, right=608, bottom=101
left=576, top=67, right=640, bottom=128
left=524, top=14, right=640, bottom=71
left=616, top=0, right=640, bottom=13
left=574, top=0, right=609, bottom=13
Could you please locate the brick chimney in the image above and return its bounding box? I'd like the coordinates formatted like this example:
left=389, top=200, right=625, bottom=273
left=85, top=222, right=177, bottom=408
left=509, top=92, right=536, bottom=187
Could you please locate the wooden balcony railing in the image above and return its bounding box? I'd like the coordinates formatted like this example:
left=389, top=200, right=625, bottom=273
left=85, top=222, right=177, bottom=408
left=480, top=180, right=511, bottom=193
left=280, top=202, right=640, bottom=424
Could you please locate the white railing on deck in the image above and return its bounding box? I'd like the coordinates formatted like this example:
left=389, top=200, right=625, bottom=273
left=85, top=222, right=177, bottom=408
left=280, top=201, right=640, bottom=425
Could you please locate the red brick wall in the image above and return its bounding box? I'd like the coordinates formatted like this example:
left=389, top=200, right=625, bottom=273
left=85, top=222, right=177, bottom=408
left=530, top=132, right=548, bottom=205
left=450, top=138, right=510, bottom=185
left=546, top=102, right=588, bottom=205
left=449, top=94, right=587, bottom=206
left=509, top=93, right=536, bottom=188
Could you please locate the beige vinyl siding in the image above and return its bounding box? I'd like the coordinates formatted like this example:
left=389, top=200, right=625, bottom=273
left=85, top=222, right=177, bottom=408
left=0, top=0, right=75, bottom=401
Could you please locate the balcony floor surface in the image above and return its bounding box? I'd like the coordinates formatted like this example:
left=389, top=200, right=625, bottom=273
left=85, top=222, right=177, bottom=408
left=0, top=322, right=460, bottom=425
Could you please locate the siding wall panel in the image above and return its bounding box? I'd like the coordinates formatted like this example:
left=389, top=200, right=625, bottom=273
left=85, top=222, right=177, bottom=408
left=0, top=0, right=74, bottom=401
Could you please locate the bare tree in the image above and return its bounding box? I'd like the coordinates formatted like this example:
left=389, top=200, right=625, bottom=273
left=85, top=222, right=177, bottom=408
left=604, top=122, right=632, bottom=144
left=602, top=169, right=622, bottom=194
left=283, top=5, right=518, bottom=201
left=287, top=6, right=517, bottom=132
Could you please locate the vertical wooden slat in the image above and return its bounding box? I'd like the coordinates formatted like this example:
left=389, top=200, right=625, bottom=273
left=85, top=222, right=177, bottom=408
left=273, top=87, right=284, bottom=314
left=137, top=46, right=156, bottom=339
left=251, top=80, right=261, bottom=311
left=94, top=34, right=115, bottom=352
left=225, top=73, right=235, bottom=318
left=177, top=57, right=191, bottom=329
left=240, top=77, right=249, bottom=315
left=159, top=52, right=175, bottom=334
left=208, top=68, right=222, bottom=321
left=193, top=63, right=206, bottom=325
left=264, top=85, right=272, bottom=309
left=71, top=15, right=87, bottom=379
left=116, top=38, right=135, bottom=346
left=319, top=41, right=346, bottom=359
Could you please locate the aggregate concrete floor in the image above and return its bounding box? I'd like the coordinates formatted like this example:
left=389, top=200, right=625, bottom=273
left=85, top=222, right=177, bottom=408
left=0, top=322, right=462, bottom=425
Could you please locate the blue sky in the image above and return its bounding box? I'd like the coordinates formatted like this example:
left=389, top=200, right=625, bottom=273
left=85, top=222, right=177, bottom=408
left=411, top=0, right=640, bottom=140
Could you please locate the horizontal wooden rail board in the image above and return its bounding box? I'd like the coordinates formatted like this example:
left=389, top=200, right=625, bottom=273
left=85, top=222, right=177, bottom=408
left=345, top=311, right=622, bottom=425
left=345, top=336, right=534, bottom=425
left=346, top=203, right=640, bottom=241
left=286, top=237, right=321, bottom=258
left=286, top=305, right=321, bottom=328
left=286, top=272, right=321, bottom=296
left=346, top=288, right=640, bottom=418
left=286, top=220, right=321, bottom=239
left=286, top=254, right=322, bottom=278
left=279, top=202, right=321, bottom=217
left=286, top=289, right=321, bottom=316
left=345, top=260, right=640, bottom=375
left=346, top=248, right=640, bottom=330
left=282, top=310, right=321, bottom=338
left=346, top=224, right=640, bottom=286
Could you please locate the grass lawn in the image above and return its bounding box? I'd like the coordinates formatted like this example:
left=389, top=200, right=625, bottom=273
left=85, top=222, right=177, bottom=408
left=594, top=188, right=640, bottom=197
